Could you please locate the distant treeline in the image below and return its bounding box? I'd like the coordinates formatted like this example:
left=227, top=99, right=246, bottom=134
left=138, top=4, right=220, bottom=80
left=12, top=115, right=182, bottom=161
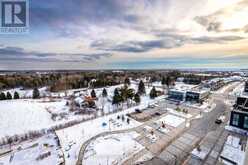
left=0, top=71, right=215, bottom=91
left=0, top=72, right=124, bottom=92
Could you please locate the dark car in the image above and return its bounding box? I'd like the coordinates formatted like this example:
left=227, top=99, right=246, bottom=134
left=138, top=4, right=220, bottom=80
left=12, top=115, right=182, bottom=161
left=135, top=109, right=142, bottom=113
left=215, top=119, right=222, bottom=124
left=154, top=112, right=161, bottom=116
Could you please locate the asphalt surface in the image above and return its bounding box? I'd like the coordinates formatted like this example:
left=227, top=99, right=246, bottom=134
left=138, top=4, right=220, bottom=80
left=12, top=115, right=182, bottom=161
left=187, top=98, right=227, bottom=137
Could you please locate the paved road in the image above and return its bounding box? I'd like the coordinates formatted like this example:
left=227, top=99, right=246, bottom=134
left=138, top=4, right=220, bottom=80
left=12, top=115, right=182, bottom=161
left=187, top=98, right=227, bottom=137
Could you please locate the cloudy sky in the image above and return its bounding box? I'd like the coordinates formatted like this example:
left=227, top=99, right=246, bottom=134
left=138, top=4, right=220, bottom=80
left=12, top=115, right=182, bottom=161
left=0, top=0, right=248, bottom=70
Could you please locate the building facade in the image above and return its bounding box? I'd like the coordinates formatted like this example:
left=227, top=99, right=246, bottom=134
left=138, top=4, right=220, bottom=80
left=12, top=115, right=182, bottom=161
left=185, top=90, right=209, bottom=103
left=230, top=95, right=248, bottom=131
left=168, top=89, right=185, bottom=102
left=245, top=82, right=248, bottom=93
left=230, top=111, right=248, bottom=130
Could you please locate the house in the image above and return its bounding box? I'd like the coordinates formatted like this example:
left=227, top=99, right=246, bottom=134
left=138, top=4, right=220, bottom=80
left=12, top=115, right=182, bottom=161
left=230, top=95, right=248, bottom=131
left=185, top=89, right=210, bottom=103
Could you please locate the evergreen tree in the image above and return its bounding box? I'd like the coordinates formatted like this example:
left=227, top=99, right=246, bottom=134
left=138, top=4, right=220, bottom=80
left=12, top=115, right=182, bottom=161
left=161, top=76, right=166, bottom=89
left=6, top=92, right=12, bottom=100
left=112, top=88, right=121, bottom=105
left=120, top=85, right=133, bottom=101
left=161, top=76, right=166, bottom=85
left=134, top=93, right=141, bottom=104
left=149, top=86, right=157, bottom=99
left=102, top=88, right=108, bottom=97
left=120, top=85, right=134, bottom=106
left=138, top=80, right=146, bottom=95
left=32, top=87, right=40, bottom=99
left=14, top=91, right=20, bottom=99
left=91, top=89, right=96, bottom=98
left=124, top=77, right=130, bottom=86
left=165, top=76, right=172, bottom=88
left=0, top=92, right=6, bottom=100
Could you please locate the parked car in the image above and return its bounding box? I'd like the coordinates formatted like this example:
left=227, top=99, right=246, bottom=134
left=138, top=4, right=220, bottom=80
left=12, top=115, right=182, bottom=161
left=215, top=115, right=225, bottom=124
left=154, top=112, right=161, bottom=116
left=215, top=119, right=222, bottom=124
left=135, top=109, right=142, bottom=113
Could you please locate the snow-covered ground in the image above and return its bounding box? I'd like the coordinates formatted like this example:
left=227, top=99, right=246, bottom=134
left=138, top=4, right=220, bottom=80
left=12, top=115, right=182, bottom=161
left=0, top=100, right=55, bottom=138
left=0, top=99, right=93, bottom=139
left=0, top=82, right=166, bottom=165
left=83, top=131, right=143, bottom=165
left=155, top=114, right=185, bottom=128
left=220, top=135, right=245, bottom=165
left=55, top=103, right=147, bottom=165
left=0, top=133, right=63, bottom=165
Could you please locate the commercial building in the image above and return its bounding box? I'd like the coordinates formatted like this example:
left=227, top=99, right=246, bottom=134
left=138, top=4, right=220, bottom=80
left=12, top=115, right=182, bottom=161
left=168, top=89, right=186, bottom=102
left=167, top=82, right=209, bottom=103
left=185, top=90, right=210, bottom=103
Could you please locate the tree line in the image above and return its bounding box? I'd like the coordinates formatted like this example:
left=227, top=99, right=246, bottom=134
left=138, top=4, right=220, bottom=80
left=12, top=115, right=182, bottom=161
left=0, top=91, right=20, bottom=100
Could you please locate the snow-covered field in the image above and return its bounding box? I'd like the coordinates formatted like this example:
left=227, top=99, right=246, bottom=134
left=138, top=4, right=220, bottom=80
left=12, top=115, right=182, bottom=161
left=0, top=99, right=93, bottom=139
left=83, top=131, right=143, bottom=165
left=0, top=100, right=55, bottom=138
left=0, top=133, right=62, bottom=165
